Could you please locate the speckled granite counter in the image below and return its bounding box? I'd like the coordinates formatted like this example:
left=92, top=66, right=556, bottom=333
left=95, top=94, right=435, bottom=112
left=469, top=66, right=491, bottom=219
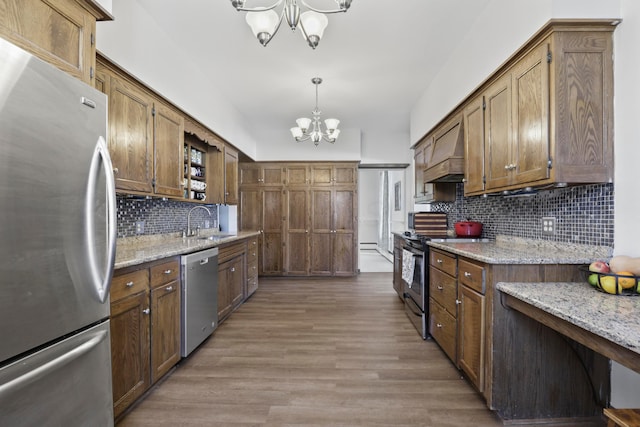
left=497, top=280, right=640, bottom=373
left=115, top=230, right=260, bottom=270
left=427, top=235, right=612, bottom=264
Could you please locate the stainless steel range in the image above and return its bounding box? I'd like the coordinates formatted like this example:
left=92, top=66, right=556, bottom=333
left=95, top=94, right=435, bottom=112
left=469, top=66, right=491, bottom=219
left=400, top=233, right=489, bottom=339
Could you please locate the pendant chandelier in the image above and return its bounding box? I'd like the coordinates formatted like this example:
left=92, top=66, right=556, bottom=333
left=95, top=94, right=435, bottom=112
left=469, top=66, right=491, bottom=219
left=229, top=0, right=352, bottom=49
left=290, top=77, right=340, bottom=146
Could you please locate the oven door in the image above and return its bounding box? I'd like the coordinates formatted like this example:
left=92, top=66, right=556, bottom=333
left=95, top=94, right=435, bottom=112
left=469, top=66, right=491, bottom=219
left=403, top=246, right=425, bottom=309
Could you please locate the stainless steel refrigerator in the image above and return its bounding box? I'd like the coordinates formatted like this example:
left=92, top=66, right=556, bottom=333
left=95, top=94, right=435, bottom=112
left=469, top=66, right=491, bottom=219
left=0, top=37, right=116, bottom=426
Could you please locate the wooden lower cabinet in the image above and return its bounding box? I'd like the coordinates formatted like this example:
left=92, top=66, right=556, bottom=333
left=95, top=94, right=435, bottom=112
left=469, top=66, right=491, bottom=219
left=110, top=258, right=180, bottom=419
left=246, top=236, right=259, bottom=297
left=429, top=246, right=609, bottom=421
left=217, top=242, right=246, bottom=321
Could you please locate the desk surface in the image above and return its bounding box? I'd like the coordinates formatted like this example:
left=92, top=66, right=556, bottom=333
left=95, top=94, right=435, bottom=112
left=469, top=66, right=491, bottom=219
left=497, top=281, right=640, bottom=373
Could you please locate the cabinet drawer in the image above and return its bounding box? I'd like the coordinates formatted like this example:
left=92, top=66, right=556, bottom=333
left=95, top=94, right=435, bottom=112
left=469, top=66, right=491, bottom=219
left=219, top=242, right=246, bottom=263
left=111, top=269, right=149, bottom=302
left=430, top=249, right=457, bottom=277
left=247, top=259, right=258, bottom=279
left=246, top=238, right=258, bottom=262
left=247, top=275, right=258, bottom=297
left=429, top=298, right=457, bottom=362
left=458, top=258, right=485, bottom=294
left=429, top=267, right=458, bottom=315
left=150, top=259, right=179, bottom=288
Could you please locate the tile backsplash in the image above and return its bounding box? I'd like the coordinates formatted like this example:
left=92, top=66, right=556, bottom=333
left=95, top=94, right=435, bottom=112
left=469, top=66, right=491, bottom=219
left=430, top=183, right=614, bottom=247
left=117, top=196, right=218, bottom=238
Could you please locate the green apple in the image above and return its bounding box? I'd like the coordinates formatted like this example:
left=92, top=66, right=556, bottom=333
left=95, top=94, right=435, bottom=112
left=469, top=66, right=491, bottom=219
left=588, top=274, right=599, bottom=287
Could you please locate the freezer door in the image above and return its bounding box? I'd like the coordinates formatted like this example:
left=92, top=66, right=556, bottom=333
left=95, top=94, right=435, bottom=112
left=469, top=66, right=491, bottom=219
left=0, top=321, right=114, bottom=426
left=0, top=38, right=116, bottom=362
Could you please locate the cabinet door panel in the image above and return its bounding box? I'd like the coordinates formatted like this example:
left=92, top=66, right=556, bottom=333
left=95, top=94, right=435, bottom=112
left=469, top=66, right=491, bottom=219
left=310, top=233, right=332, bottom=276
left=286, top=165, right=309, bottom=186
left=150, top=280, right=180, bottom=384
left=484, top=74, right=512, bottom=190
left=333, top=233, right=355, bottom=276
left=153, top=102, right=184, bottom=197
left=334, top=189, right=355, bottom=232
left=224, top=147, right=238, bottom=204
left=262, top=165, right=284, bottom=185
left=512, top=42, right=550, bottom=185
left=285, top=189, right=309, bottom=275
left=109, top=76, right=153, bottom=193
left=110, top=291, right=150, bottom=418
left=0, top=0, right=95, bottom=84
left=458, top=285, right=485, bottom=392
left=463, top=96, right=485, bottom=195
left=261, top=189, right=283, bottom=275
left=240, top=189, right=261, bottom=231
left=310, top=165, right=333, bottom=185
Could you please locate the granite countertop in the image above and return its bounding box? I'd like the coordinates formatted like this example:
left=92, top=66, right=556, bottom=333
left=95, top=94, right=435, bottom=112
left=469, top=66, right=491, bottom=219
left=115, top=230, right=260, bottom=270
left=497, top=281, right=640, bottom=355
left=427, top=235, right=612, bottom=265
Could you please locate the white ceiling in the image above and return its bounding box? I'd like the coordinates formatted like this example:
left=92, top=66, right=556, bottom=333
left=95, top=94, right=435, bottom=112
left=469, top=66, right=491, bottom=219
left=134, top=0, right=492, bottom=138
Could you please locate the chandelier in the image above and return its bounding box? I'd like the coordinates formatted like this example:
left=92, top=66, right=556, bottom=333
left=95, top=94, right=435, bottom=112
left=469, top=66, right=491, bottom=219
left=229, top=0, right=352, bottom=49
left=290, top=77, right=340, bottom=145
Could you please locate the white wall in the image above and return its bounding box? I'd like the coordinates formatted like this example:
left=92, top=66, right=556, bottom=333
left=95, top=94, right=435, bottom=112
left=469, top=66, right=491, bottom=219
left=360, top=131, right=412, bottom=165
left=96, top=0, right=258, bottom=158
left=611, top=0, right=640, bottom=408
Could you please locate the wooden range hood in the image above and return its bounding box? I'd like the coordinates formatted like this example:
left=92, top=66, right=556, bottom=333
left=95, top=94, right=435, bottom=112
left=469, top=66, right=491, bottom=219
left=423, top=113, right=465, bottom=183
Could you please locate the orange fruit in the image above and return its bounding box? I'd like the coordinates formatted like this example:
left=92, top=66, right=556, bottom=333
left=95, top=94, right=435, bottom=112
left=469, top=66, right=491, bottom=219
left=616, top=271, right=636, bottom=289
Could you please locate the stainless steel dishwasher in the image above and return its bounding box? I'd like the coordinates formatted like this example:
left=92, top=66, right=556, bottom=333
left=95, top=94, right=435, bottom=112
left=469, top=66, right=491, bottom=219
left=181, top=247, right=218, bottom=357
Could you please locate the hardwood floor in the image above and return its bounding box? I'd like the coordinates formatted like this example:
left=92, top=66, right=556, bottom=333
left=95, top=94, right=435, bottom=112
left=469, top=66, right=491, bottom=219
left=116, top=273, right=600, bottom=427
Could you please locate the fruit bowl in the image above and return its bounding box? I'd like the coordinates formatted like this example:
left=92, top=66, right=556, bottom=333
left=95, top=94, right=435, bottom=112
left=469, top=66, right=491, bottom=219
left=579, top=266, right=640, bottom=295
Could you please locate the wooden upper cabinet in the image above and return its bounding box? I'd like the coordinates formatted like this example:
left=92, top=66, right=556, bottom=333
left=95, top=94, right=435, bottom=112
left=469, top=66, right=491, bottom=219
left=0, top=0, right=111, bottom=84
left=285, top=165, right=310, bottom=186
left=239, top=164, right=284, bottom=186
left=463, top=96, right=485, bottom=195
left=310, top=163, right=357, bottom=186
left=483, top=73, right=513, bottom=191
left=413, top=140, right=427, bottom=200
left=224, top=146, right=239, bottom=205
left=153, top=101, right=184, bottom=198
left=465, top=20, right=616, bottom=194
left=107, top=73, right=154, bottom=194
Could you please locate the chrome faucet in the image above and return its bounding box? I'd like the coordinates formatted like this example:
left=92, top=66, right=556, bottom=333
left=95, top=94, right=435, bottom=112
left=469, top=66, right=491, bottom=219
left=186, top=206, right=211, bottom=237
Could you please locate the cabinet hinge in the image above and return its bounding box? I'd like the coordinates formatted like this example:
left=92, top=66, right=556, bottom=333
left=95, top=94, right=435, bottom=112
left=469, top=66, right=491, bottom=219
left=482, top=175, right=486, bottom=184
left=91, top=33, right=95, bottom=46
left=89, top=66, right=94, bottom=79
left=152, top=106, right=156, bottom=116
left=547, top=52, right=552, bottom=63
left=151, top=178, right=156, bottom=187
left=547, top=159, right=553, bottom=169
left=482, top=99, right=486, bottom=110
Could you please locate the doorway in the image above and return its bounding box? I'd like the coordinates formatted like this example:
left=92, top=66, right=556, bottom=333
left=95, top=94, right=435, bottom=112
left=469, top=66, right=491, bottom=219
left=358, top=166, right=408, bottom=272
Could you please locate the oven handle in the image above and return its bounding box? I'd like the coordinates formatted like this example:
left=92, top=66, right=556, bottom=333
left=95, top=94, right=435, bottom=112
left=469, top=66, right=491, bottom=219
left=403, top=293, right=424, bottom=318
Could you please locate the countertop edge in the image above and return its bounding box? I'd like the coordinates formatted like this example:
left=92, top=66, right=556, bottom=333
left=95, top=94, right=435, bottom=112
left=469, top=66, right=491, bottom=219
left=115, top=231, right=260, bottom=270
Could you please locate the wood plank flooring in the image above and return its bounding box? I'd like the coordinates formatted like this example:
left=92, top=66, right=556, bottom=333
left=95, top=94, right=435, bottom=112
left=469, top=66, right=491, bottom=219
left=116, top=273, right=601, bottom=427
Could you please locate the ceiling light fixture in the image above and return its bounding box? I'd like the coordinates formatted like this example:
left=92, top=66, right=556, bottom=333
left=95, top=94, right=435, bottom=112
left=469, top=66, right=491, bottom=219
left=229, top=0, right=352, bottom=49
left=290, top=77, right=340, bottom=146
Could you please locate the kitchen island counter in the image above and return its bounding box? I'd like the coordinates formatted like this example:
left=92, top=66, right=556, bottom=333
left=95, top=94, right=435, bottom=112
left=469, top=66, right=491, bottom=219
left=498, top=281, right=640, bottom=373
left=115, top=231, right=260, bottom=269
left=427, top=235, right=612, bottom=264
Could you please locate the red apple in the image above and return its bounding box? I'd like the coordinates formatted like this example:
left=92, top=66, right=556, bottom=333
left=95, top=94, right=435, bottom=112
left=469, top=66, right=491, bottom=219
left=589, top=260, right=610, bottom=273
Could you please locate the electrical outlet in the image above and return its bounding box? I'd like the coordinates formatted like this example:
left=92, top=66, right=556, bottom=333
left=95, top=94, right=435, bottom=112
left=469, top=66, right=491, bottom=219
left=135, top=220, right=145, bottom=234
left=542, top=217, right=555, bottom=236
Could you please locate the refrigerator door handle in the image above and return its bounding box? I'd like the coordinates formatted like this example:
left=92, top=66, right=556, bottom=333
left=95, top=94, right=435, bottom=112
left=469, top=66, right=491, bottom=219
left=85, top=136, right=117, bottom=303
left=0, top=329, right=108, bottom=398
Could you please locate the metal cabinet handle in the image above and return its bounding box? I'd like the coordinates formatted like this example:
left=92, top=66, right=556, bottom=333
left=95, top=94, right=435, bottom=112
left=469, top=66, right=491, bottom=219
left=142, top=308, right=150, bottom=315
left=164, top=269, right=172, bottom=274
left=436, top=323, right=443, bottom=328
left=113, top=167, right=119, bottom=174
left=166, top=286, right=173, bottom=291
left=436, top=259, right=443, bottom=264
left=231, top=267, right=235, bottom=272
left=464, top=271, right=471, bottom=277
left=456, top=299, right=462, bottom=305
left=125, top=281, right=134, bottom=287
left=436, top=285, right=443, bottom=291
